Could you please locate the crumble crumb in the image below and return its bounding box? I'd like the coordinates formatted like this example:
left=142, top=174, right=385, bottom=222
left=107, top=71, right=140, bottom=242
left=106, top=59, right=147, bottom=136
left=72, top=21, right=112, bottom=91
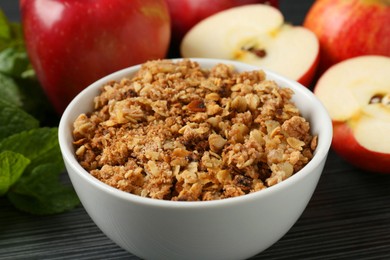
left=73, top=59, right=317, bottom=201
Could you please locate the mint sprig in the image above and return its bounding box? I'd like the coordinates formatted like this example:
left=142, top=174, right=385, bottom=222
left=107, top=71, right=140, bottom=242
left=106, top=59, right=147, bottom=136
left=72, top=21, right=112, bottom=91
left=0, top=9, right=80, bottom=215
left=7, top=162, right=80, bottom=215
left=0, top=98, right=38, bottom=139
left=0, top=151, right=30, bottom=196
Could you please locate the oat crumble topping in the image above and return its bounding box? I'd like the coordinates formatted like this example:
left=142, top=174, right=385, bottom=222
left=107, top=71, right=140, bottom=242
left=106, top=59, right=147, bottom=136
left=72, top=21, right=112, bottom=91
left=72, top=59, right=317, bottom=201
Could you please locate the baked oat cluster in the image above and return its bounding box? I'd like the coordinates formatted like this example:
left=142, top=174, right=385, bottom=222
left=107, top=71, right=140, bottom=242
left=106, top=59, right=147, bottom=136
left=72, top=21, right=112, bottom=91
left=73, top=59, right=317, bottom=201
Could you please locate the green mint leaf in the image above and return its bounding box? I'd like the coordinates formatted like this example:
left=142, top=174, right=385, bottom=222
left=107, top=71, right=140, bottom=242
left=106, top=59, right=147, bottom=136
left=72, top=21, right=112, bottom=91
left=0, top=10, right=11, bottom=41
left=14, top=76, right=59, bottom=126
left=0, top=48, right=30, bottom=77
left=0, top=127, right=63, bottom=174
left=7, top=163, right=80, bottom=215
left=0, top=10, right=24, bottom=52
left=8, top=22, right=25, bottom=50
left=0, top=98, right=39, bottom=140
left=21, top=68, right=35, bottom=79
left=0, top=72, right=23, bottom=107
left=0, top=151, right=30, bottom=196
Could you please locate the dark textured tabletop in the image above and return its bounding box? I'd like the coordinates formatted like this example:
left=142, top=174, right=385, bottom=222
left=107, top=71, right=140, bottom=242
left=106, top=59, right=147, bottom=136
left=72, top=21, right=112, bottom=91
left=2, top=1, right=390, bottom=259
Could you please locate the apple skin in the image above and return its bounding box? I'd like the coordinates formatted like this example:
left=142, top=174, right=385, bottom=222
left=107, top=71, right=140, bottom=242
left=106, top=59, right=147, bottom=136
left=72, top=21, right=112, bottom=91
left=332, top=121, right=390, bottom=174
left=21, top=0, right=171, bottom=114
left=297, top=51, right=319, bottom=87
left=165, top=0, right=279, bottom=46
left=303, top=0, right=390, bottom=73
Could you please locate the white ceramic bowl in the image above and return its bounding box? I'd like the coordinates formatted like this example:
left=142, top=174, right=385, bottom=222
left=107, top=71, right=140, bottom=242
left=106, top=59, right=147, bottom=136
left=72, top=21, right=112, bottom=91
left=59, top=58, right=332, bottom=260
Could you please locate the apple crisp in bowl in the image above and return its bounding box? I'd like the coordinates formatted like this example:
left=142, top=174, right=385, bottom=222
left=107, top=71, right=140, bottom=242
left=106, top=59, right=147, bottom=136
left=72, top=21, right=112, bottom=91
left=58, top=58, right=332, bottom=260
left=72, top=59, right=317, bottom=201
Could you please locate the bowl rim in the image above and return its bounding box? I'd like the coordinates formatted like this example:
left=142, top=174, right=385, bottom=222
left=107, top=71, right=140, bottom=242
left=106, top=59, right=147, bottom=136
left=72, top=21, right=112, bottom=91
left=59, top=58, right=332, bottom=209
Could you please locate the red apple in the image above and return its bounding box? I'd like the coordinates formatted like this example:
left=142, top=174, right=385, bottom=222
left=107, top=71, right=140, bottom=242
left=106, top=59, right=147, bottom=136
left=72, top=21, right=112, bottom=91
left=165, top=0, right=279, bottom=47
left=303, top=0, right=390, bottom=73
left=180, top=4, right=319, bottom=87
left=314, top=55, right=390, bottom=173
left=20, top=0, right=171, bottom=114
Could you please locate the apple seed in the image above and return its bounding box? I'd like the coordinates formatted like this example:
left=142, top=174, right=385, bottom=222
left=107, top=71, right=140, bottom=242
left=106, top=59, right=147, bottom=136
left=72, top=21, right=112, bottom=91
left=369, top=93, right=390, bottom=106
left=241, top=46, right=267, bottom=58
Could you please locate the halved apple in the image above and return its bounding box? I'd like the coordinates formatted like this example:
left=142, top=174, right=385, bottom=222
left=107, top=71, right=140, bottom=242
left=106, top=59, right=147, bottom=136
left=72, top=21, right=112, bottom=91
left=314, top=55, right=390, bottom=173
left=180, top=4, right=319, bottom=87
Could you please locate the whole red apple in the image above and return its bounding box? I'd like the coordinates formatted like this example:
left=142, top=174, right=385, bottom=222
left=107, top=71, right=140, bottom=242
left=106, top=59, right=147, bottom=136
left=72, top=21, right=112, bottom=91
left=21, top=0, right=171, bottom=114
left=314, top=55, right=390, bottom=174
left=165, top=0, right=279, bottom=48
left=303, top=0, right=390, bottom=73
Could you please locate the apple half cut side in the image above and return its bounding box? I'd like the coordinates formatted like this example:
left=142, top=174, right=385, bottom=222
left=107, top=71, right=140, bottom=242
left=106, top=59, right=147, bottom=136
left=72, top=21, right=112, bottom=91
left=165, top=0, right=279, bottom=45
left=180, top=4, right=319, bottom=87
left=314, top=55, right=390, bottom=173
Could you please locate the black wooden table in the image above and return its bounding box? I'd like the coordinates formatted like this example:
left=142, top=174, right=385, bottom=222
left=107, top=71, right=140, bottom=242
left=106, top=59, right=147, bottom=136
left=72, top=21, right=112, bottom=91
left=2, top=1, right=390, bottom=259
